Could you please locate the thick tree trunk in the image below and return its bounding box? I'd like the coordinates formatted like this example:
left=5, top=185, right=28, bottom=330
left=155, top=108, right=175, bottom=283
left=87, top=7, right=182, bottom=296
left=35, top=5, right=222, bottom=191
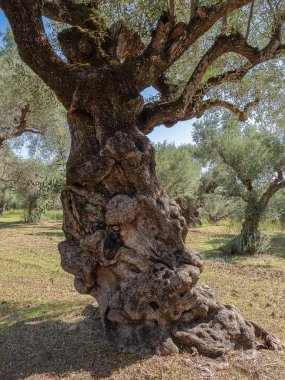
left=228, top=199, right=267, bottom=255
left=58, top=76, right=280, bottom=357
left=239, top=216, right=263, bottom=255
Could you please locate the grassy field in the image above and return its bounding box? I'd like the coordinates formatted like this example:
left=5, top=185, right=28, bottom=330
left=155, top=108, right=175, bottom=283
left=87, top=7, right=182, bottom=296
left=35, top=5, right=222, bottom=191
left=0, top=212, right=284, bottom=380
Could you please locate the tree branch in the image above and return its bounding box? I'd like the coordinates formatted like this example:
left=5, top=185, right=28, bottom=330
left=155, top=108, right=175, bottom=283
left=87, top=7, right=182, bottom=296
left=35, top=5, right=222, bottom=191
left=131, top=0, right=253, bottom=89
left=260, top=168, right=285, bottom=205
left=169, top=0, right=175, bottom=19
left=218, top=150, right=253, bottom=192
left=0, top=104, right=44, bottom=149
left=194, top=98, right=259, bottom=122
left=137, top=14, right=284, bottom=132
left=190, top=0, right=197, bottom=20
left=42, top=0, right=102, bottom=29
left=2, top=0, right=81, bottom=108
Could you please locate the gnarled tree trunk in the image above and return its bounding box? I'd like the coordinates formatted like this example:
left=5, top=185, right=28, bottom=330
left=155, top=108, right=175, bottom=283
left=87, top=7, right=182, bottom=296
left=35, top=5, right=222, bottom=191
left=58, top=76, right=280, bottom=356
left=239, top=206, right=264, bottom=255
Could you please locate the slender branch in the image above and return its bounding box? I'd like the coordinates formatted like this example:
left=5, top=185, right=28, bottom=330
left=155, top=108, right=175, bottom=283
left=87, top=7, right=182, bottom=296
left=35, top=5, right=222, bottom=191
left=218, top=150, right=253, bottom=192
left=245, top=0, right=255, bottom=41
left=266, top=0, right=275, bottom=13
left=194, top=98, right=259, bottom=121
left=0, top=104, right=43, bottom=149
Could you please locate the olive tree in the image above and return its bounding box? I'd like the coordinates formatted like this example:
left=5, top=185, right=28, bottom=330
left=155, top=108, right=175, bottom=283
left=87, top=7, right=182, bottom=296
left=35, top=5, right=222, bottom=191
left=194, top=119, right=285, bottom=254
left=155, top=142, right=202, bottom=225
left=1, top=0, right=283, bottom=356
left=0, top=30, right=69, bottom=155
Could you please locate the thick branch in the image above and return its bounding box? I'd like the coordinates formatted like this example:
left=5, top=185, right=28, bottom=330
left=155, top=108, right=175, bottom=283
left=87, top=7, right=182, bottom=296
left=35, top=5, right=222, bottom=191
left=42, top=0, right=102, bottom=29
left=131, top=0, right=253, bottom=89
left=2, top=0, right=79, bottom=108
left=152, top=74, right=179, bottom=100
left=260, top=168, right=285, bottom=205
left=138, top=17, right=284, bottom=132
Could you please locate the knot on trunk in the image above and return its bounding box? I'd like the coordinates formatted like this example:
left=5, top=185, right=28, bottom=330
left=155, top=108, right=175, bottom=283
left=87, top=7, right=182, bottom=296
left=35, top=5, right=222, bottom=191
left=105, top=195, right=140, bottom=225
left=102, top=131, right=143, bottom=161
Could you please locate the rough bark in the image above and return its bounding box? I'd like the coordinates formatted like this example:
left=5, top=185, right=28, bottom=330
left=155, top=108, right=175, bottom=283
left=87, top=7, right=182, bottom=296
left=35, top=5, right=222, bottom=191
left=176, top=197, right=202, bottom=227
left=237, top=201, right=264, bottom=255
left=57, top=75, right=281, bottom=356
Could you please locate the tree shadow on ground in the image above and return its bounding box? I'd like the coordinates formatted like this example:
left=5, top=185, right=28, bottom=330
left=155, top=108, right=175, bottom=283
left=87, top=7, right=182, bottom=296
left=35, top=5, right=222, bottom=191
left=201, top=232, right=285, bottom=264
left=0, top=302, right=143, bottom=380
left=27, top=231, right=65, bottom=238
left=270, top=233, right=285, bottom=259
left=0, top=220, right=26, bottom=229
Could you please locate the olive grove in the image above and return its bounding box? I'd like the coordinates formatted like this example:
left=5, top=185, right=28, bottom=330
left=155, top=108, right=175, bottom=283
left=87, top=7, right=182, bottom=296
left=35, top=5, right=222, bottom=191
left=194, top=118, right=285, bottom=254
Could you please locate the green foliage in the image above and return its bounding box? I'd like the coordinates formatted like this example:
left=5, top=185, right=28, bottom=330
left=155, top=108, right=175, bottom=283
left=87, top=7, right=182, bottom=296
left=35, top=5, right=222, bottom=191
left=0, top=147, right=65, bottom=223
left=194, top=115, right=285, bottom=254
left=0, top=29, right=70, bottom=158
left=155, top=142, right=201, bottom=199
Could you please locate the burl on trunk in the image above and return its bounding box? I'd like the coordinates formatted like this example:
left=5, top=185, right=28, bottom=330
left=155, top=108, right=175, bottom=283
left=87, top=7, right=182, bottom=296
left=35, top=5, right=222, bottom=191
left=3, top=0, right=282, bottom=358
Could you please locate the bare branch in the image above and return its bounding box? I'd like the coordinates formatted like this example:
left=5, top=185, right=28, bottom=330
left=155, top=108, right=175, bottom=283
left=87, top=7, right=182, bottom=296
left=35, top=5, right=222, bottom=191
left=137, top=8, right=285, bottom=133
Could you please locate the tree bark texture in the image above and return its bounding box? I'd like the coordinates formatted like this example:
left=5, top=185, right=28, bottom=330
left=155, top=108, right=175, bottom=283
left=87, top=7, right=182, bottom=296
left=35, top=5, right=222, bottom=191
left=58, top=75, right=280, bottom=356
left=239, top=206, right=263, bottom=255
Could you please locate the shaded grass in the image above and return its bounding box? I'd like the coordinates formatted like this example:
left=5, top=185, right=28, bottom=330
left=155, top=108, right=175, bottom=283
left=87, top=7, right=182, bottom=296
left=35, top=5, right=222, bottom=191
left=0, top=215, right=284, bottom=379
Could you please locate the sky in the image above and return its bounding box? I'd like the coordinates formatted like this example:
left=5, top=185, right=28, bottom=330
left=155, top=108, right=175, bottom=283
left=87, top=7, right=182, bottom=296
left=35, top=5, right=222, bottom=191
left=0, top=10, right=194, bottom=152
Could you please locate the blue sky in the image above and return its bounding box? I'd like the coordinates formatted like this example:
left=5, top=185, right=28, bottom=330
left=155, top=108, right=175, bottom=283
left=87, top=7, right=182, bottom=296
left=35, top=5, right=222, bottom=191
left=0, top=10, right=194, bottom=150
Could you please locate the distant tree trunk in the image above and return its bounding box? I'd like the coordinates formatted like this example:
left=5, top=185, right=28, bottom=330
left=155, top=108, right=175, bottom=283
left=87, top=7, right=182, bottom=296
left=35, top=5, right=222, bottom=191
left=238, top=201, right=264, bottom=255
left=176, top=197, right=202, bottom=227
left=227, top=196, right=269, bottom=255
left=57, top=79, right=273, bottom=356
left=0, top=201, right=4, bottom=215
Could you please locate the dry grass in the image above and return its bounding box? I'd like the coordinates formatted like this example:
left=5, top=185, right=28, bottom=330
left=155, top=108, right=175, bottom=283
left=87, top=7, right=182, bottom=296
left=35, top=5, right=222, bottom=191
left=0, top=215, right=284, bottom=380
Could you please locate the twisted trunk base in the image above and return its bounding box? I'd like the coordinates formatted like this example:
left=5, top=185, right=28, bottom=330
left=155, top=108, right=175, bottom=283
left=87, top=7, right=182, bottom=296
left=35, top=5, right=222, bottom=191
left=59, top=106, right=282, bottom=357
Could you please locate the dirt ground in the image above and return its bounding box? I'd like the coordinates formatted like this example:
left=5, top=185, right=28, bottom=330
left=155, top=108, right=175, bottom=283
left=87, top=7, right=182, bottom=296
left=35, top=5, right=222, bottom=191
left=0, top=216, right=284, bottom=380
